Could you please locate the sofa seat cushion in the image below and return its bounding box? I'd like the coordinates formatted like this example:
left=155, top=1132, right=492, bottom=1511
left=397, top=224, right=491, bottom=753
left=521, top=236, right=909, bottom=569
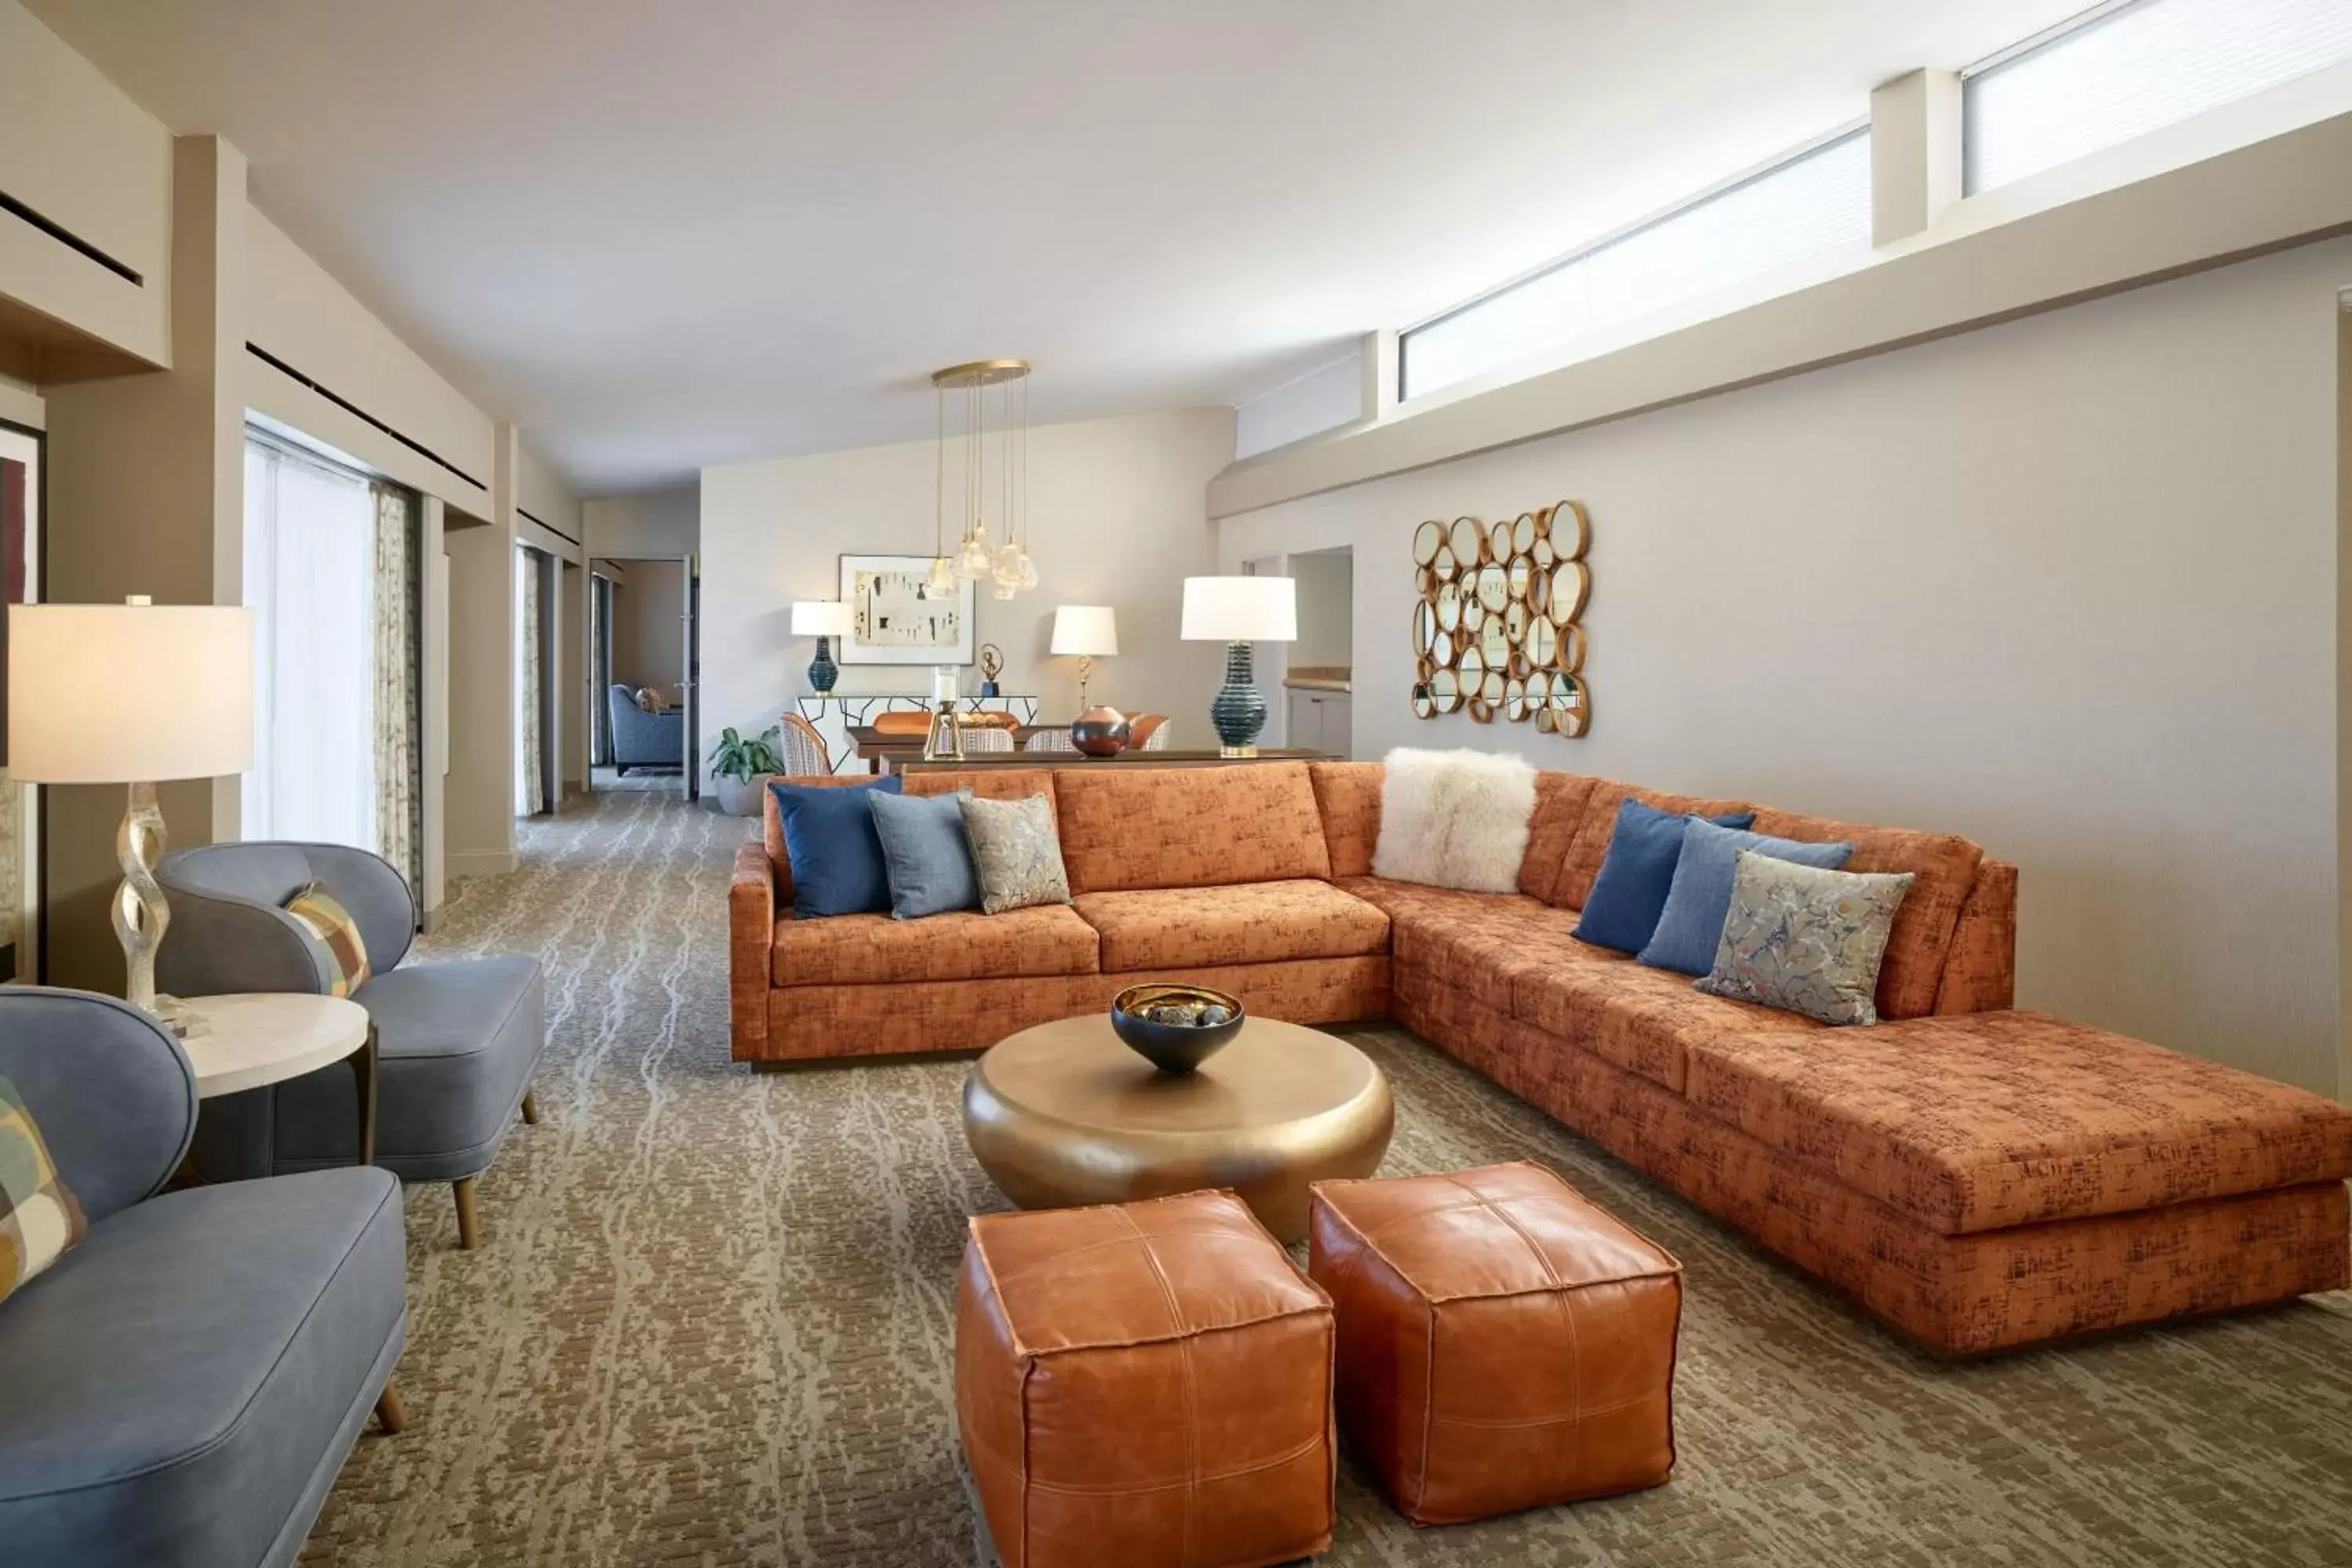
left=1331, top=875, right=1541, bottom=924
left=773, top=905, right=1100, bottom=986
left=1513, top=954, right=1820, bottom=1095
left=1054, top=762, right=1332, bottom=892
left=1076, top=880, right=1388, bottom=971
left=1685, top=1011, right=2352, bottom=1235
left=0, top=1168, right=405, bottom=1567
left=1743, top=808, right=1984, bottom=1022
left=1380, top=891, right=1589, bottom=1014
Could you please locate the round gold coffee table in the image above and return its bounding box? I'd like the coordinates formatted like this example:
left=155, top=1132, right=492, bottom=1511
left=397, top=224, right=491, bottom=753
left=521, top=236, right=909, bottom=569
left=963, top=1014, right=1394, bottom=1242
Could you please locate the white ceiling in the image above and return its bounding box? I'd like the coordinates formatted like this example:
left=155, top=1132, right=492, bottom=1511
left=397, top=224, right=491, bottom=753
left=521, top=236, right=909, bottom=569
left=31, top=0, right=2085, bottom=495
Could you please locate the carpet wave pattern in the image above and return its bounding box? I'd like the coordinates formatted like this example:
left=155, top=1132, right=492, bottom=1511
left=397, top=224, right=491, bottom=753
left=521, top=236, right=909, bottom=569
left=301, top=786, right=2352, bottom=1566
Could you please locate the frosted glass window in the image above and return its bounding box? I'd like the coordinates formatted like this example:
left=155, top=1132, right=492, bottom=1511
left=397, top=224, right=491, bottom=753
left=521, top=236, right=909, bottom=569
left=1402, top=129, right=1870, bottom=402
left=1965, top=0, right=2352, bottom=194
left=242, top=437, right=377, bottom=850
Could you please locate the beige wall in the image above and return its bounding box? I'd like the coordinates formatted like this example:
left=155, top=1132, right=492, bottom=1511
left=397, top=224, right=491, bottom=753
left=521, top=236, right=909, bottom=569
left=700, top=408, right=1233, bottom=781
left=585, top=486, right=699, bottom=559
left=38, top=137, right=247, bottom=992
left=611, top=557, right=685, bottom=691
left=0, top=0, right=171, bottom=367
left=1223, top=235, right=2352, bottom=1098
left=1289, top=550, right=1352, bottom=669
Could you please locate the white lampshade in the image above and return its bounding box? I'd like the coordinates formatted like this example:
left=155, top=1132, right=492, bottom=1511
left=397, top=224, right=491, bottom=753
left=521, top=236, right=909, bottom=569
left=7, top=601, right=255, bottom=783
left=792, top=600, right=854, bottom=638
left=1180, top=576, right=1296, bottom=642
left=1050, top=604, right=1119, bottom=658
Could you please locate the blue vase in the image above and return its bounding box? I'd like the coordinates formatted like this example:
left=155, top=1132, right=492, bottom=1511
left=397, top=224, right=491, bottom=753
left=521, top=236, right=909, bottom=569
left=808, top=636, right=838, bottom=694
left=1209, top=641, right=1267, bottom=755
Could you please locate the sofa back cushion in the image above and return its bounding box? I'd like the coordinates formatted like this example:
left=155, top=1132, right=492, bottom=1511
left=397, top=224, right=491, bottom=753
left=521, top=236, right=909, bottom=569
left=903, top=768, right=1062, bottom=807
left=1054, top=762, right=1333, bottom=893
left=1551, top=781, right=1759, bottom=912
left=1744, top=807, right=1984, bottom=1022
left=1519, top=772, right=1601, bottom=903
left=1308, top=762, right=1383, bottom=878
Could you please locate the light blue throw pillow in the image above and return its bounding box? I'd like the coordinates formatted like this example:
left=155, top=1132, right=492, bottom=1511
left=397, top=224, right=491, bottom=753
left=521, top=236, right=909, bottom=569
left=869, top=788, right=980, bottom=920
left=1639, top=816, right=1853, bottom=976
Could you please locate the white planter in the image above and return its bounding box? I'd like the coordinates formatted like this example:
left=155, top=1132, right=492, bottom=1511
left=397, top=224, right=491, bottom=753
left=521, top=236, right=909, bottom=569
left=713, top=775, right=761, bottom=817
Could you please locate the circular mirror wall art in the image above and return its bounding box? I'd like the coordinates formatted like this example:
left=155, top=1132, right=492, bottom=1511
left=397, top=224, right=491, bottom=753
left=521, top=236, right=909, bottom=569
left=1449, top=516, right=1483, bottom=566
left=1412, top=519, right=1444, bottom=567
left=1410, top=499, right=1592, bottom=738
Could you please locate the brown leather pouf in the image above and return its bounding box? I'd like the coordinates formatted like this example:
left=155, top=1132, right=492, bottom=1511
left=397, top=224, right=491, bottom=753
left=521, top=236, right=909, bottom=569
left=1309, top=1161, right=1682, bottom=1525
left=955, top=1189, right=1337, bottom=1568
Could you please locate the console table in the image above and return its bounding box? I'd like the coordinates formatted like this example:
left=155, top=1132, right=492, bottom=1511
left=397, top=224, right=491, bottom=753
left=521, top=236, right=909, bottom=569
left=899, top=748, right=1334, bottom=773
left=795, top=693, right=1039, bottom=775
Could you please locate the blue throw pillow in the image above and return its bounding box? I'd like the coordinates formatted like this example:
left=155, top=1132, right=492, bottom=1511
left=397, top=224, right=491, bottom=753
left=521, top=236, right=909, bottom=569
left=869, top=788, right=980, bottom=920
left=771, top=775, right=903, bottom=918
left=1639, top=817, right=1854, bottom=976
left=1572, top=798, right=1756, bottom=954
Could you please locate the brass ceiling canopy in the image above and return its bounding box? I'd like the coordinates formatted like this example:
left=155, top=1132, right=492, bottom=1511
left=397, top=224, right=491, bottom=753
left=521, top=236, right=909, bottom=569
left=929, top=358, right=1036, bottom=600
left=931, top=358, right=1032, bottom=390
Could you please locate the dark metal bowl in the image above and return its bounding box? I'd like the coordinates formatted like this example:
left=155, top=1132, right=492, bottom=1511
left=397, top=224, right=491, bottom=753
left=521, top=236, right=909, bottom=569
left=1109, top=983, right=1246, bottom=1073
left=1071, top=706, right=1131, bottom=757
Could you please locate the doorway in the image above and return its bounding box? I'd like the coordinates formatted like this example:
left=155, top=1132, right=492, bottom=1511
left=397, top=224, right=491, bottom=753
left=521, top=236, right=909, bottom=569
left=1286, top=547, right=1354, bottom=760
left=591, top=554, right=695, bottom=796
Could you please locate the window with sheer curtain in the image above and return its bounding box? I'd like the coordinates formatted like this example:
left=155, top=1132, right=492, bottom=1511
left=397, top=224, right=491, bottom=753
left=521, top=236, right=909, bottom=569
left=244, top=437, right=379, bottom=850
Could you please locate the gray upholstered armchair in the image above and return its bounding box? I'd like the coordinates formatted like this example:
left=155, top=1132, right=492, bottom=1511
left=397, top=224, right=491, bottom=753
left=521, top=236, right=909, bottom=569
left=156, top=840, right=546, bottom=1250
left=0, top=986, right=407, bottom=1566
left=608, top=682, right=684, bottom=772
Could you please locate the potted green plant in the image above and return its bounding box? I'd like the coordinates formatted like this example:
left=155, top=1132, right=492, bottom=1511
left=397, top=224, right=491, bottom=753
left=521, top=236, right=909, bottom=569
left=708, top=724, right=786, bottom=817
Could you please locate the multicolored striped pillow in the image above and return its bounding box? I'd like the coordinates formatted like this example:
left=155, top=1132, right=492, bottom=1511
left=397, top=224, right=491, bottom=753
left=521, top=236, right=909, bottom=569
left=285, top=880, right=373, bottom=997
left=1, top=1075, right=89, bottom=1307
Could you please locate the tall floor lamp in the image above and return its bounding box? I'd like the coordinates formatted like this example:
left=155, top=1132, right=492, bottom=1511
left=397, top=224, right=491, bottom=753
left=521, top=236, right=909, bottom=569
left=5, top=598, right=254, bottom=1029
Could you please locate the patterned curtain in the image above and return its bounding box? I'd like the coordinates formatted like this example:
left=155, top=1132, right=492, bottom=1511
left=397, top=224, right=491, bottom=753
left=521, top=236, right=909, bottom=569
left=371, top=482, right=423, bottom=887
left=520, top=550, right=548, bottom=815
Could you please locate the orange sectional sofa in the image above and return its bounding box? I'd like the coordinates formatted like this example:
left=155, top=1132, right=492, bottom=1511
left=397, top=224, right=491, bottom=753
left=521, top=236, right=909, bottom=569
left=730, top=760, right=2352, bottom=1353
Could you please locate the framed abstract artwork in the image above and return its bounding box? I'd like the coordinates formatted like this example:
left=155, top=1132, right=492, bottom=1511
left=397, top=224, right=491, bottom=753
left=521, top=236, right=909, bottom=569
left=838, top=554, right=975, bottom=666
left=0, top=419, right=42, bottom=982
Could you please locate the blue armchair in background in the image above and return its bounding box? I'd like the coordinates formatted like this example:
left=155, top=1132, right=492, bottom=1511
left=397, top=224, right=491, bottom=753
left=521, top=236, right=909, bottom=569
left=0, top=986, right=408, bottom=1567
left=608, top=682, right=684, bottom=773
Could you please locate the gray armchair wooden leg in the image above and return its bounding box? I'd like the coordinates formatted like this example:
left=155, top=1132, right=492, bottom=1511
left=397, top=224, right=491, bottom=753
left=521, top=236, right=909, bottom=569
left=375, top=1381, right=408, bottom=1434
left=520, top=1088, right=540, bottom=1126
left=453, top=1178, right=481, bottom=1250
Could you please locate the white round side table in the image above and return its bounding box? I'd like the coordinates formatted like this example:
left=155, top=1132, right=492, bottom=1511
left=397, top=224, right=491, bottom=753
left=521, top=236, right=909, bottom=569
left=176, top=993, right=378, bottom=1166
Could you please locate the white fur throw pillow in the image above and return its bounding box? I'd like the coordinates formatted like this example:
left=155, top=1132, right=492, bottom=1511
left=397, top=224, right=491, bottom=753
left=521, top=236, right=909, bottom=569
left=1370, top=747, right=1539, bottom=893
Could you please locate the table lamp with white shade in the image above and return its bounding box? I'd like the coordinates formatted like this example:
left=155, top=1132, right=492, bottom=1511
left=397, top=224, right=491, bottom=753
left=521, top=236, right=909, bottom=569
left=1179, top=576, right=1296, bottom=757
left=792, top=600, right=854, bottom=693
left=5, top=597, right=254, bottom=1029
left=1049, top=605, right=1118, bottom=710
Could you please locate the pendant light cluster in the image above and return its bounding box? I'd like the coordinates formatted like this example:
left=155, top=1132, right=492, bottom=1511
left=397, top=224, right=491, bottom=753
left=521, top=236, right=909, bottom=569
left=927, top=358, right=1037, bottom=601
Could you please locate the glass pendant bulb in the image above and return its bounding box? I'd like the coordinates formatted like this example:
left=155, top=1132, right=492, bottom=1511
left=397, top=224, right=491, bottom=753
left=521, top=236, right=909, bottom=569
left=991, top=540, right=1023, bottom=588
left=954, top=521, right=993, bottom=581
left=1014, top=549, right=1039, bottom=591
left=991, top=580, right=1017, bottom=601
left=925, top=555, right=955, bottom=595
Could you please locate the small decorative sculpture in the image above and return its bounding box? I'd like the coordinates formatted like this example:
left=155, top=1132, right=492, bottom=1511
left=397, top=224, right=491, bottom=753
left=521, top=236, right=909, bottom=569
left=978, top=642, right=1004, bottom=698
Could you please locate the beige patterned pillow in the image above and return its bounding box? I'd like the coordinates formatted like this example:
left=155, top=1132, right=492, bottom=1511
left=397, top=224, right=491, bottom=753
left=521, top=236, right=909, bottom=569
left=957, top=792, right=1072, bottom=914
left=1697, top=851, right=1913, bottom=1025
left=1, top=1075, right=88, bottom=1307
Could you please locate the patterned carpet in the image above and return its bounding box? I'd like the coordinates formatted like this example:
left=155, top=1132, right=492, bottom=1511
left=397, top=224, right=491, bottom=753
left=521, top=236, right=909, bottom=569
left=302, top=785, right=2352, bottom=1567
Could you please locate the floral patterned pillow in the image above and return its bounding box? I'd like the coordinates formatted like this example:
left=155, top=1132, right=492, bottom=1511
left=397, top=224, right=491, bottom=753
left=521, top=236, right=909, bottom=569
left=957, top=792, right=1073, bottom=915
left=1696, top=851, right=1914, bottom=1025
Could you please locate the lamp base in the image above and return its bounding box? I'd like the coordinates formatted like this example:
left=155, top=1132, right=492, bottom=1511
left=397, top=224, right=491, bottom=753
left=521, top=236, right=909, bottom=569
left=808, top=636, right=839, bottom=694
left=1209, top=641, right=1268, bottom=754
left=113, top=779, right=180, bottom=1029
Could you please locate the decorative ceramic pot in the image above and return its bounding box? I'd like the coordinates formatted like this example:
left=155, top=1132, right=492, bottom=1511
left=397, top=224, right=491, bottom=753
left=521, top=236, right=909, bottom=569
left=1070, top=706, right=1131, bottom=757
left=1109, top=983, right=1247, bottom=1073
left=713, top=774, right=761, bottom=817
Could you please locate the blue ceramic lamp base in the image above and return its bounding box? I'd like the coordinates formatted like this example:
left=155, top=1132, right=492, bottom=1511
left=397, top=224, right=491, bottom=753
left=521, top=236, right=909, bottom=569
left=808, top=636, right=838, bottom=694
left=1210, top=641, right=1266, bottom=757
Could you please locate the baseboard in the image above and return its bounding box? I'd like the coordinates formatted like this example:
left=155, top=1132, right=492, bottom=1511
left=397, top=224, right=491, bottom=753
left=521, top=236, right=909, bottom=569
left=448, top=848, right=519, bottom=878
